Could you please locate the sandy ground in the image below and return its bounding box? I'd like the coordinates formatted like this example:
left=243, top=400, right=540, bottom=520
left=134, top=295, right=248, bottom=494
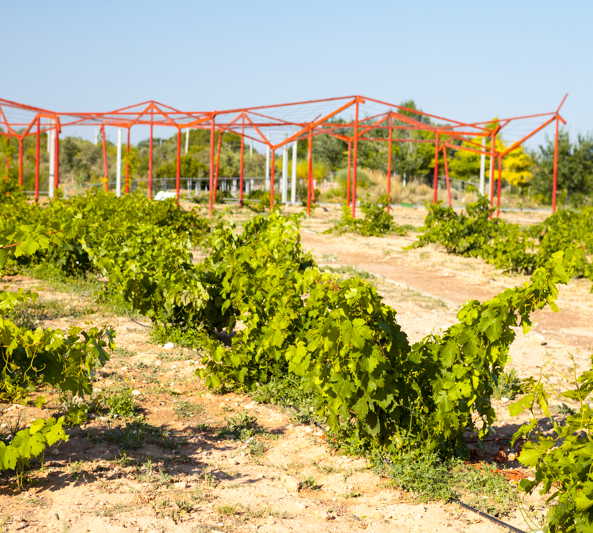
left=1, top=204, right=591, bottom=533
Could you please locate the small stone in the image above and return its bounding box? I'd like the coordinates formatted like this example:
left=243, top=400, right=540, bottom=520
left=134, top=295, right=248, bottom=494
left=131, top=390, right=141, bottom=396
left=163, top=342, right=175, bottom=350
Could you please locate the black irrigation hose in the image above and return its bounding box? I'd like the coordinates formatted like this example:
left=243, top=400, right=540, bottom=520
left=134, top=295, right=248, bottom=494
left=453, top=499, right=526, bottom=533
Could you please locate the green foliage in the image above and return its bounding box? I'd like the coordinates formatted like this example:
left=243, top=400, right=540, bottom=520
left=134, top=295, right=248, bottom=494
left=531, top=130, right=593, bottom=206
left=414, top=196, right=593, bottom=283
left=103, top=387, right=139, bottom=419
left=0, top=288, right=113, bottom=480
left=0, top=417, right=68, bottom=480
left=0, top=291, right=114, bottom=402
left=192, top=213, right=567, bottom=454
left=329, top=197, right=409, bottom=237
left=511, top=357, right=593, bottom=532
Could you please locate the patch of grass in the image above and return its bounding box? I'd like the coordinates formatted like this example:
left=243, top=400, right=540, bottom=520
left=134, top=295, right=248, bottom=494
left=297, top=477, right=322, bottom=491
left=321, top=265, right=376, bottom=280
left=379, top=447, right=518, bottom=517
left=247, top=438, right=267, bottom=457
left=493, top=368, right=528, bottom=401
left=113, top=346, right=135, bottom=358
left=103, top=387, right=139, bottom=419
left=173, top=400, right=204, bottom=420
left=218, top=411, right=266, bottom=440
left=7, top=298, right=97, bottom=329
left=100, top=421, right=181, bottom=451
left=216, top=504, right=244, bottom=516
left=451, top=463, right=518, bottom=517
left=251, top=375, right=319, bottom=425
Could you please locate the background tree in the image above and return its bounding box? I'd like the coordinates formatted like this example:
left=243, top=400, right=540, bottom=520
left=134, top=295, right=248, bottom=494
left=531, top=130, right=593, bottom=206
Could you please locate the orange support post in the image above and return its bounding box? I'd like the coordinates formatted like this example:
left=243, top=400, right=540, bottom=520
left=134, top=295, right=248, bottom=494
left=54, top=125, right=60, bottom=194
left=307, top=129, right=313, bottom=215
left=17, top=137, right=23, bottom=187
left=346, top=140, right=351, bottom=206
left=176, top=128, right=181, bottom=204
left=148, top=123, right=153, bottom=199
left=489, top=132, right=496, bottom=205
left=552, top=117, right=559, bottom=212
left=125, top=128, right=130, bottom=194
left=351, top=99, right=360, bottom=218
left=239, top=125, right=245, bottom=207
left=386, top=117, right=393, bottom=209
left=214, top=130, right=223, bottom=199
left=442, top=146, right=452, bottom=207
left=496, top=155, right=503, bottom=216
left=100, top=126, right=108, bottom=192
left=34, top=118, right=40, bottom=201
left=432, top=134, right=440, bottom=203
left=208, top=117, right=215, bottom=214
left=270, top=149, right=276, bottom=210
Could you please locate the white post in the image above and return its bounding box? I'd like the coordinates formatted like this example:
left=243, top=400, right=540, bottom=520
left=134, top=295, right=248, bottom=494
left=479, top=136, right=486, bottom=195
left=48, top=129, right=55, bottom=198
left=185, top=129, right=190, bottom=155
left=291, top=141, right=297, bottom=204
left=265, top=146, right=270, bottom=191
left=116, top=128, right=122, bottom=197
left=282, top=144, right=288, bottom=204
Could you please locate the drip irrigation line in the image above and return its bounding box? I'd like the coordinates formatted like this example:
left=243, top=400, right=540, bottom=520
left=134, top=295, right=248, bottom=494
left=452, top=499, right=526, bottom=533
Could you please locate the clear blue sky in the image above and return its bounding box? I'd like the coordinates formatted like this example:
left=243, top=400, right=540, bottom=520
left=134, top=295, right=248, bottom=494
left=2, top=1, right=590, bottom=144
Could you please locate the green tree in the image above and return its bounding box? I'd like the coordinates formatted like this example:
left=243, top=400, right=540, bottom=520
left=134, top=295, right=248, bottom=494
left=531, top=131, right=593, bottom=205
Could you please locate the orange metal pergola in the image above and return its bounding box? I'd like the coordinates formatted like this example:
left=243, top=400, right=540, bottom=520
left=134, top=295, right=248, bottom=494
left=0, top=94, right=568, bottom=215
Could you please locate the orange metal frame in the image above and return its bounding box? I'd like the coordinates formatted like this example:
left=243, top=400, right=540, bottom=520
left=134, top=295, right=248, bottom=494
left=0, top=94, right=568, bottom=215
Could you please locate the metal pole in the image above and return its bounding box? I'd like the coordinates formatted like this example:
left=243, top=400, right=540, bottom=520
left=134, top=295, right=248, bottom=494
left=17, top=137, right=23, bottom=187
left=265, top=145, right=270, bottom=190
left=185, top=128, right=190, bottom=155
left=496, top=154, right=503, bottom=216
left=101, top=126, right=109, bottom=192
left=489, top=132, right=496, bottom=205
left=239, top=125, right=245, bottom=206
left=208, top=116, right=215, bottom=214
left=442, top=146, right=452, bottom=207
left=351, top=99, right=360, bottom=218
left=125, top=128, right=131, bottom=194
left=176, top=128, right=181, bottom=204
left=54, top=124, right=60, bottom=195
left=116, top=128, right=122, bottom=197
left=282, top=144, right=288, bottom=204
left=387, top=116, right=393, bottom=208
left=214, top=130, right=223, bottom=200
left=291, top=141, right=297, bottom=205
left=346, top=141, right=351, bottom=206
left=552, top=117, right=559, bottom=212
left=479, top=136, right=486, bottom=195
left=48, top=128, right=54, bottom=198
left=148, top=122, right=153, bottom=199
left=34, top=117, right=40, bottom=202
left=269, top=149, right=276, bottom=209
left=307, top=130, right=313, bottom=215
left=432, top=134, right=440, bottom=203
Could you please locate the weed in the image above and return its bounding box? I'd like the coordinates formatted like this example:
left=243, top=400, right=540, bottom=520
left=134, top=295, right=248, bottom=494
left=379, top=447, right=518, bottom=517
left=247, top=438, right=267, bottom=457
left=251, top=375, right=319, bottom=425
left=322, top=265, right=376, bottom=280
left=103, top=387, right=138, bottom=419
left=493, top=369, right=527, bottom=401
left=218, top=411, right=262, bottom=440
left=216, top=504, right=244, bottom=516
left=297, top=477, right=322, bottom=491
left=173, top=400, right=204, bottom=420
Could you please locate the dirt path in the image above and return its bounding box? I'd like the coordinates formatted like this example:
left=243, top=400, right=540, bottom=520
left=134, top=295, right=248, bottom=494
left=0, top=276, right=535, bottom=533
